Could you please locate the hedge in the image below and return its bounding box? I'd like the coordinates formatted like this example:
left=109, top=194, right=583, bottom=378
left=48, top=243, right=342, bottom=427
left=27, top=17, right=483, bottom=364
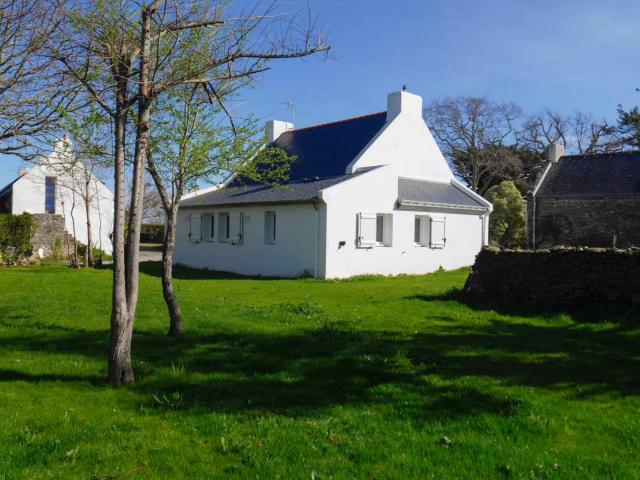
left=140, top=223, right=165, bottom=243
left=0, top=213, right=35, bottom=261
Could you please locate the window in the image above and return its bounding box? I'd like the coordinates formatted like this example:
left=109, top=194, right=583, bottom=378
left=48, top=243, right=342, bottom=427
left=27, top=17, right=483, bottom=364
left=414, top=215, right=430, bottom=247
left=218, top=213, right=230, bottom=242
left=357, top=213, right=392, bottom=248
left=430, top=216, right=446, bottom=248
left=189, top=214, right=202, bottom=242
left=264, top=211, right=276, bottom=244
left=45, top=177, right=56, bottom=213
left=376, top=215, right=384, bottom=243
left=219, top=212, right=243, bottom=244
left=205, top=214, right=215, bottom=241
left=229, top=212, right=243, bottom=244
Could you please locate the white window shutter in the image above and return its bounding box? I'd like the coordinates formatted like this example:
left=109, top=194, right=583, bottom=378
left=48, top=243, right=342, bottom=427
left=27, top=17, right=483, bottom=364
left=383, top=214, right=393, bottom=246
left=189, top=214, right=202, bottom=243
left=420, top=216, right=430, bottom=246
left=357, top=213, right=377, bottom=248
left=229, top=212, right=243, bottom=244
left=430, top=217, right=446, bottom=248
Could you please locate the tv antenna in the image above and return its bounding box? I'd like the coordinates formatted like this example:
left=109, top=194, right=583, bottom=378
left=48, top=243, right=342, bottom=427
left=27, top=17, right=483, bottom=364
left=282, top=98, right=296, bottom=124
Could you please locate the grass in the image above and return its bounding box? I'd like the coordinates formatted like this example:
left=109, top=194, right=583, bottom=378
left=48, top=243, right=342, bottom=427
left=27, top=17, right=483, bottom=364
left=1, top=264, right=639, bottom=479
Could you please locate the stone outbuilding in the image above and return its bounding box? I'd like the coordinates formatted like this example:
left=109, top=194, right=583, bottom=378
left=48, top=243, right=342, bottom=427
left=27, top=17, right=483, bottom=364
left=529, top=144, right=640, bottom=249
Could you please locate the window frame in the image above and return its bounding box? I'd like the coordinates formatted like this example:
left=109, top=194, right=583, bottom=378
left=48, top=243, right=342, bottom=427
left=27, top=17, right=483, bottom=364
left=414, top=215, right=430, bottom=247
left=218, top=212, right=230, bottom=242
left=44, top=176, right=56, bottom=214
left=264, top=210, right=276, bottom=245
left=205, top=213, right=215, bottom=242
left=375, top=213, right=393, bottom=247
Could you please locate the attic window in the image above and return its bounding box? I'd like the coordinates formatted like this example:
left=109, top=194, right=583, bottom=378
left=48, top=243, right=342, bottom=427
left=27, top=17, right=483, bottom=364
left=45, top=177, right=56, bottom=213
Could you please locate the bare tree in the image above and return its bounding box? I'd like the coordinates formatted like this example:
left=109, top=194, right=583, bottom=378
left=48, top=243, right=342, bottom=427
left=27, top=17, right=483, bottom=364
left=522, top=110, right=616, bottom=154
left=53, top=0, right=328, bottom=386
left=41, top=135, right=109, bottom=267
left=424, top=96, right=523, bottom=194
left=0, top=1, right=76, bottom=156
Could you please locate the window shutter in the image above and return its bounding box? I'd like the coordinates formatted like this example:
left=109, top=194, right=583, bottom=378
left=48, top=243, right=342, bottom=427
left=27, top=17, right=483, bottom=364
left=357, top=213, right=377, bottom=248
left=430, top=217, right=446, bottom=248
left=420, top=217, right=430, bottom=246
left=189, top=214, right=202, bottom=243
left=229, top=212, right=243, bottom=244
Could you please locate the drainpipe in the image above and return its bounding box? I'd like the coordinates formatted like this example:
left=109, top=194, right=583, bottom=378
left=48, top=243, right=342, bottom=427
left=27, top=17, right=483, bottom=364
left=312, top=199, right=320, bottom=279
left=480, top=211, right=489, bottom=246
left=532, top=196, right=536, bottom=250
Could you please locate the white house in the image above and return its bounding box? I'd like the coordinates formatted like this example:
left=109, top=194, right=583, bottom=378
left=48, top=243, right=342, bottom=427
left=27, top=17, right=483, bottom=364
left=174, top=90, right=492, bottom=278
left=0, top=138, right=114, bottom=255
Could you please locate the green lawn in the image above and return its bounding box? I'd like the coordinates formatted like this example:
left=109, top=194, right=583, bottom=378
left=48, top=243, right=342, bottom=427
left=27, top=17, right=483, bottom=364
left=1, top=264, right=639, bottom=479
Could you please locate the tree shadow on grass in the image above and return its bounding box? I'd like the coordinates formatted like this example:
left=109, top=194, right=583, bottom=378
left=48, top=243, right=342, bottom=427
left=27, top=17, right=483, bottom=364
left=137, top=261, right=296, bottom=281
left=1, top=309, right=639, bottom=421
left=409, top=288, right=640, bottom=324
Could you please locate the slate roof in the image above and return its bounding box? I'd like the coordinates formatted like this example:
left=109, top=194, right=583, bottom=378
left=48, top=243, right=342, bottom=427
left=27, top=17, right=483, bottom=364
left=397, top=178, right=489, bottom=210
left=0, top=172, right=25, bottom=198
left=183, top=111, right=388, bottom=206
left=226, top=112, right=387, bottom=187
left=536, top=151, right=640, bottom=198
left=180, top=174, right=356, bottom=208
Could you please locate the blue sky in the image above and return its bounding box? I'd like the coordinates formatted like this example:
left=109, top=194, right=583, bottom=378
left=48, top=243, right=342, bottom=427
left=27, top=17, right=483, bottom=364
left=2, top=0, right=640, bottom=186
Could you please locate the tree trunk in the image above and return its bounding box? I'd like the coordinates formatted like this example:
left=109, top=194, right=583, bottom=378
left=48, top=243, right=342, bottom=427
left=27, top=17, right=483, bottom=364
left=125, top=4, right=153, bottom=321
left=108, top=71, right=134, bottom=387
left=163, top=205, right=183, bottom=336
left=70, top=195, right=79, bottom=268
left=84, top=178, right=93, bottom=267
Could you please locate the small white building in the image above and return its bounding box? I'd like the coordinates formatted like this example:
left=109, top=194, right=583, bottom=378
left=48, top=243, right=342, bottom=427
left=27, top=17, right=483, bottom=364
left=0, top=138, right=114, bottom=255
left=175, top=90, right=491, bottom=278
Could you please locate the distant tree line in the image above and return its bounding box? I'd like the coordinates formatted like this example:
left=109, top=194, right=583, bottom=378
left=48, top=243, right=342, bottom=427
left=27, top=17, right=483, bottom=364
left=424, top=97, right=640, bottom=197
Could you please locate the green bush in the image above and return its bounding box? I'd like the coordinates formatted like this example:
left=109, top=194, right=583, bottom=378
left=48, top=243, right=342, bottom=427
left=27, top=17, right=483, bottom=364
left=485, top=180, right=526, bottom=248
left=52, top=238, right=63, bottom=260
left=141, top=223, right=165, bottom=243
left=77, top=244, right=111, bottom=262
left=0, top=213, right=35, bottom=262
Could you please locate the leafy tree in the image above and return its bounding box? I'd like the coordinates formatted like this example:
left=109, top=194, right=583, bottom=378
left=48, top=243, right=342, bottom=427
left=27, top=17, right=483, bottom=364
left=53, top=0, right=328, bottom=386
left=147, top=86, right=294, bottom=337
left=485, top=180, right=526, bottom=248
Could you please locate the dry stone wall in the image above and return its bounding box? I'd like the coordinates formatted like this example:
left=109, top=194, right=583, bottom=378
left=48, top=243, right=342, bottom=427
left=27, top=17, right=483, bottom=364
left=464, top=246, right=640, bottom=306
left=528, top=196, right=640, bottom=249
left=31, top=214, right=75, bottom=258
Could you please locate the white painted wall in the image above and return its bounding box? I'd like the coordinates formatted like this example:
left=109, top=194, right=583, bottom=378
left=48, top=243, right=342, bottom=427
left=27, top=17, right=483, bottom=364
left=346, top=91, right=453, bottom=182
left=174, top=90, right=490, bottom=278
left=10, top=155, right=114, bottom=254
left=320, top=166, right=486, bottom=278
left=174, top=203, right=322, bottom=278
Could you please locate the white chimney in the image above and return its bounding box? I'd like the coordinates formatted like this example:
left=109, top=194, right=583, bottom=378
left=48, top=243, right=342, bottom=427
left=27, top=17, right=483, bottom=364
left=386, top=90, right=423, bottom=122
left=546, top=142, right=565, bottom=163
left=18, top=167, right=29, bottom=176
left=266, top=120, right=294, bottom=143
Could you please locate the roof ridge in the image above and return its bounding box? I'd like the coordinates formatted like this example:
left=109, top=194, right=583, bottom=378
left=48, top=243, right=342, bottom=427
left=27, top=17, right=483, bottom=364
left=287, top=111, right=386, bottom=133
left=561, top=150, right=640, bottom=160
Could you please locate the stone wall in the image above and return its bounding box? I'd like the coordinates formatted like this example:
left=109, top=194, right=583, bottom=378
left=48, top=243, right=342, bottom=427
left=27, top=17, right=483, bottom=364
left=30, top=214, right=75, bottom=258
left=528, top=196, right=640, bottom=249
left=464, top=246, right=640, bottom=307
